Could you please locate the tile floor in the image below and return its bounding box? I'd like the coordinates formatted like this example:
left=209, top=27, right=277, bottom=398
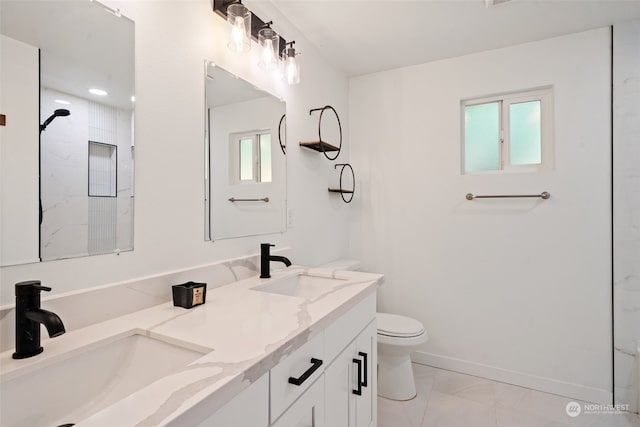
left=378, top=364, right=640, bottom=427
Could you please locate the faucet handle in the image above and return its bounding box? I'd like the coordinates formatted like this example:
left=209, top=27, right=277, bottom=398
left=15, top=280, right=52, bottom=296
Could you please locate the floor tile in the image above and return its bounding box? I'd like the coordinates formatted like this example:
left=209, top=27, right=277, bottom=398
left=413, top=365, right=437, bottom=396
left=421, top=390, right=497, bottom=427
left=378, top=395, right=413, bottom=427
left=499, top=387, right=576, bottom=425
left=496, top=406, right=568, bottom=427
left=378, top=387, right=431, bottom=426
left=568, top=411, right=640, bottom=427
left=378, top=364, right=640, bottom=427
left=432, top=368, right=496, bottom=406
left=493, top=381, right=530, bottom=408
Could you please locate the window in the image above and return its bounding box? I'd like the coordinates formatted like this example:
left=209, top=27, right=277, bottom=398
left=88, top=141, right=117, bottom=197
left=462, top=87, right=553, bottom=173
left=232, top=131, right=272, bottom=184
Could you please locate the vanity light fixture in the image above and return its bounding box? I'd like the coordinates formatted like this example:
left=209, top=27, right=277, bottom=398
left=226, top=2, right=251, bottom=53
left=283, top=41, right=300, bottom=85
left=257, top=22, right=279, bottom=71
left=54, top=99, right=70, bottom=105
left=89, top=88, right=107, bottom=96
left=213, top=0, right=297, bottom=81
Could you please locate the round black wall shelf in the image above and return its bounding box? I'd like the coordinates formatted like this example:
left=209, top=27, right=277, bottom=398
left=299, top=105, right=342, bottom=161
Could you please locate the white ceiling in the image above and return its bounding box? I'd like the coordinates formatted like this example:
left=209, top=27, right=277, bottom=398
left=1, top=0, right=134, bottom=110
left=206, top=63, right=275, bottom=108
left=268, top=0, right=640, bottom=77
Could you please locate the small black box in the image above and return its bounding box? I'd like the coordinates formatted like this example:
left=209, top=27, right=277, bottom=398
left=172, top=281, right=207, bottom=309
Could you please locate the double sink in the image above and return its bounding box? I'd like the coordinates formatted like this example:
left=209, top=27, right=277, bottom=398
left=0, top=270, right=348, bottom=427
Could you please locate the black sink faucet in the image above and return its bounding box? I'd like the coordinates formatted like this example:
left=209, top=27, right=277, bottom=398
left=260, top=243, right=292, bottom=279
left=13, top=280, right=65, bottom=359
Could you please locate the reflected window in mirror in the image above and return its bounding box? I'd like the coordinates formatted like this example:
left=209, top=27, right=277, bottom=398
left=205, top=62, right=286, bottom=241
left=234, top=131, right=273, bottom=184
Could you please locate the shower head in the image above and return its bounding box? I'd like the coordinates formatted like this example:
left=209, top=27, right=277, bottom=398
left=40, top=109, right=70, bottom=133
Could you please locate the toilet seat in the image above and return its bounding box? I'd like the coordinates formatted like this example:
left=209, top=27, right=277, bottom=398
left=377, top=313, right=425, bottom=338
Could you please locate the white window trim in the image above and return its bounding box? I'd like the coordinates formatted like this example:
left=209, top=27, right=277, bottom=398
left=461, top=87, right=554, bottom=174
left=229, top=130, right=270, bottom=185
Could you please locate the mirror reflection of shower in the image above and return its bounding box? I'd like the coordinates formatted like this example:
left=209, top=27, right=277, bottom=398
left=39, top=108, right=70, bottom=133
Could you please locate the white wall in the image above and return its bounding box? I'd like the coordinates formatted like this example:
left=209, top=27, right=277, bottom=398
left=210, top=96, right=286, bottom=239
left=0, top=0, right=351, bottom=305
left=0, top=35, right=39, bottom=266
left=349, top=28, right=612, bottom=403
left=613, top=20, right=640, bottom=413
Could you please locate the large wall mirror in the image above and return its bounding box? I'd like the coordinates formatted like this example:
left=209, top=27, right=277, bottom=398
left=0, top=1, right=135, bottom=266
left=205, top=62, right=286, bottom=240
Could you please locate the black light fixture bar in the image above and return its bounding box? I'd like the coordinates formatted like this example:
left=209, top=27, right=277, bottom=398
left=213, top=0, right=287, bottom=58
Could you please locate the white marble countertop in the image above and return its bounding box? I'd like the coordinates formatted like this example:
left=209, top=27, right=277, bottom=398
left=0, top=266, right=381, bottom=427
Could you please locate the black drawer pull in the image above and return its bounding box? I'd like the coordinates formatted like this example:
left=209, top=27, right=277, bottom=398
left=288, top=358, right=323, bottom=386
left=359, top=352, right=368, bottom=387
left=352, top=358, right=362, bottom=395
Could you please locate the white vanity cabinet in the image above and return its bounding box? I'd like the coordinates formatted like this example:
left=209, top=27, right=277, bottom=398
left=271, top=376, right=325, bottom=427
left=195, top=292, right=376, bottom=427
left=270, top=332, right=325, bottom=422
left=324, top=292, right=377, bottom=427
left=325, top=320, right=377, bottom=427
left=193, top=374, right=270, bottom=427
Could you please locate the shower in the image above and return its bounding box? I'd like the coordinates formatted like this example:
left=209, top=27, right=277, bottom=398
left=40, top=109, right=70, bottom=133
left=39, top=108, right=70, bottom=226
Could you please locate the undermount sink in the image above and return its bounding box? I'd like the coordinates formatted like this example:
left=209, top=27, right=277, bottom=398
left=0, top=332, right=209, bottom=427
left=252, top=272, right=347, bottom=299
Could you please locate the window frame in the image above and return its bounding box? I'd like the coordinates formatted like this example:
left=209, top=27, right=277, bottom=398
left=461, top=87, right=553, bottom=174
left=230, top=130, right=272, bottom=185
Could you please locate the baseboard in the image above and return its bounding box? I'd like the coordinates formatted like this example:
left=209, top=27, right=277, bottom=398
left=412, top=351, right=612, bottom=405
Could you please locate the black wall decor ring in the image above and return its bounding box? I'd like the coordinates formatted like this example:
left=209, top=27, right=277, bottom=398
left=300, top=105, right=342, bottom=160
left=278, top=113, right=286, bottom=155
left=328, top=163, right=355, bottom=203
left=314, top=105, right=342, bottom=160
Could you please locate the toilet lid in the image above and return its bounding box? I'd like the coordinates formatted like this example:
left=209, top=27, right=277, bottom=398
left=377, top=313, right=425, bottom=338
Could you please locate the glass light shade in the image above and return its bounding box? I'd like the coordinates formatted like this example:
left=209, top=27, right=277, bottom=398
left=283, top=48, right=300, bottom=85
left=258, top=27, right=279, bottom=71
left=227, top=3, right=251, bottom=53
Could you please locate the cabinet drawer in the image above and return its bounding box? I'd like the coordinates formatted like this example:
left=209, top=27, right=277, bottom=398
left=270, top=332, right=325, bottom=422
left=324, top=292, right=376, bottom=363
left=271, top=375, right=325, bottom=427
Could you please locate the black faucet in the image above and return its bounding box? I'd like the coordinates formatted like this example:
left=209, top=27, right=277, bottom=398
left=260, top=243, right=292, bottom=279
left=13, top=280, right=65, bottom=359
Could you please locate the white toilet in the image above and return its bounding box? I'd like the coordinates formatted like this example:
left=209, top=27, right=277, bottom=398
left=318, top=259, right=429, bottom=401
left=376, top=312, right=428, bottom=400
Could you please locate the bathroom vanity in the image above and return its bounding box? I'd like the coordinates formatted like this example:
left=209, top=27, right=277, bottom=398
left=0, top=267, right=380, bottom=427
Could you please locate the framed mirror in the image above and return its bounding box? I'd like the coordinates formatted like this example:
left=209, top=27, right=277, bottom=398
left=205, top=62, right=286, bottom=240
left=0, top=0, right=135, bottom=266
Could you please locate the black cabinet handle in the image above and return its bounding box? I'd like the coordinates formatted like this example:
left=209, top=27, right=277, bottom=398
left=359, top=352, right=368, bottom=388
left=288, top=358, right=323, bottom=386
left=352, top=358, right=363, bottom=395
